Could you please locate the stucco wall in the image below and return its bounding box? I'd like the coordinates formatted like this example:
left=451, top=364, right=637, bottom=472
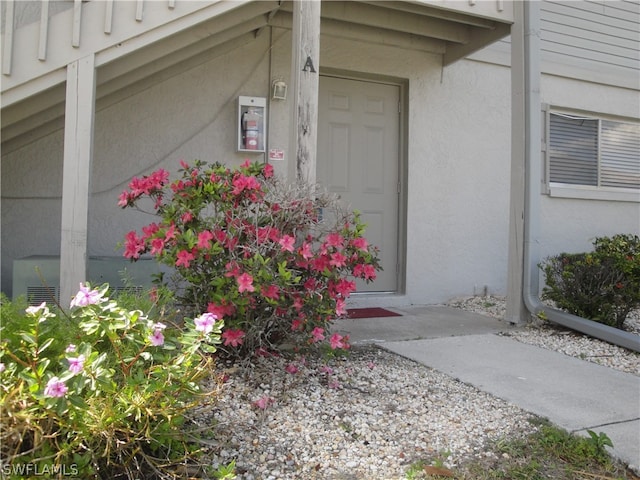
left=2, top=27, right=638, bottom=306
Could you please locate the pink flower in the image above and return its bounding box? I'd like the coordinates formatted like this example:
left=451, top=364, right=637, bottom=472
left=194, top=313, right=218, bottom=334
left=149, top=322, right=166, bottom=346
left=142, top=223, right=160, bottom=240
left=70, top=283, right=104, bottom=308
left=263, top=163, right=274, bottom=178
left=67, top=355, right=85, bottom=375
left=330, top=252, right=347, bottom=268
left=334, top=279, right=356, bottom=297
left=330, top=333, right=346, bottom=350
left=232, top=174, right=261, bottom=195
left=117, top=191, right=131, bottom=207
left=278, top=235, right=296, bottom=252
left=181, top=211, right=193, bottom=224
left=299, top=242, right=314, bottom=259
left=65, top=344, right=76, bottom=353
left=221, top=329, right=245, bottom=347
left=310, top=327, right=325, bottom=343
left=197, top=230, right=214, bottom=249
left=175, top=249, right=195, bottom=268
left=0, top=363, right=5, bottom=373
left=335, top=298, right=347, bottom=316
left=253, top=395, right=273, bottom=410
left=285, top=363, right=299, bottom=374
left=150, top=237, right=165, bottom=255
left=261, top=284, right=280, bottom=301
left=319, top=365, right=334, bottom=375
left=224, top=261, right=242, bottom=278
left=350, top=237, right=369, bottom=251
left=237, top=273, right=255, bottom=293
left=164, top=223, right=177, bottom=241
left=354, top=263, right=377, bottom=280
left=44, top=377, right=68, bottom=398
left=123, top=230, right=145, bottom=259
left=325, top=232, right=345, bottom=248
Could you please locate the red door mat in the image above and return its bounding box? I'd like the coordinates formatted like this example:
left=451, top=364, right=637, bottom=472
left=346, top=307, right=402, bottom=319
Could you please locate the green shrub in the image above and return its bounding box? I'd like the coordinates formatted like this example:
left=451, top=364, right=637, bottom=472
left=0, top=285, right=223, bottom=479
left=540, top=234, right=640, bottom=329
left=119, top=160, right=381, bottom=358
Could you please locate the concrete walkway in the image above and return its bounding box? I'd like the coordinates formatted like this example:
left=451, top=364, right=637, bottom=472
left=332, top=306, right=640, bottom=472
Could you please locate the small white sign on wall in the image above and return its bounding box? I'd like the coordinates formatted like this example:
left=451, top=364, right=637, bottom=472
left=269, top=148, right=285, bottom=161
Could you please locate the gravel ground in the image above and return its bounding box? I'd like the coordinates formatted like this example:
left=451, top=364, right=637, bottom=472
left=204, top=297, right=639, bottom=479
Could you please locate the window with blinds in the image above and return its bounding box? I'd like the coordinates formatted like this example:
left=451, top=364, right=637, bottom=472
left=548, top=112, right=640, bottom=191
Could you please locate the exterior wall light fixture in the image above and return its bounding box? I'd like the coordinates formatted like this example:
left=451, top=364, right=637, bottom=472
left=272, top=80, right=287, bottom=100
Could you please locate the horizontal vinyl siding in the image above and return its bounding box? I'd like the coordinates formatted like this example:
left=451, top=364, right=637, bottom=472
left=469, top=1, right=640, bottom=89
left=541, top=1, right=640, bottom=71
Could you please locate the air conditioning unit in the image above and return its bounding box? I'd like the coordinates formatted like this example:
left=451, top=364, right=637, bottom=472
left=13, top=256, right=161, bottom=305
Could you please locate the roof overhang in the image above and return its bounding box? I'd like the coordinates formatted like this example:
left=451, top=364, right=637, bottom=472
left=2, top=0, right=512, bottom=149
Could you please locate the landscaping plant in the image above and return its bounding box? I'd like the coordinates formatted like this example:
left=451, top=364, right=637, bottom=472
left=0, top=285, right=224, bottom=479
left=119, top=159, right=381, bottom=357
left=540, top=233, right=640, bottom=329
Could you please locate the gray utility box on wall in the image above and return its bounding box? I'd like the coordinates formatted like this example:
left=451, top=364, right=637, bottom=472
left=12, top=256, right=160, bottom=305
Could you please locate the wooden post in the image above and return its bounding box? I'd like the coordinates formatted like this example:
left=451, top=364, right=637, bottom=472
left=60, top=54, right=96, bottom=306
left=506, top=1, right=528, bottom=324
left=291, top=0, right=321, bottom=184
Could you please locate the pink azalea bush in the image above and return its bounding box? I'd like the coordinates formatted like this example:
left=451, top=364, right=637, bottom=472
left=120, top=160, right=381, bottom=357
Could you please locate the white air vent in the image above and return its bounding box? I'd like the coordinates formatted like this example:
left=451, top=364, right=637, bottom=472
left=13, top=256, right=160, bottom=305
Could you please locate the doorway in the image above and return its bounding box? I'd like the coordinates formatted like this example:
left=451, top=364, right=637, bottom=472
left=317, top=75, right=402, bottom=292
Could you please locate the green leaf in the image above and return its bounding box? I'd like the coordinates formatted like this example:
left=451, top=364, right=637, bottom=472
left=37, top=337, right=54, bottom=355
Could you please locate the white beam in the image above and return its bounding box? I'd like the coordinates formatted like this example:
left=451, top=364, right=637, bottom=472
left=291, top=0, right=321, bottom=184
left=60, top=55, right=96, bottom=307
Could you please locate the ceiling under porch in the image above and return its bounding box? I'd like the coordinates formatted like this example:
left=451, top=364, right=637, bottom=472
left=1, top=0, right=512, bottom=152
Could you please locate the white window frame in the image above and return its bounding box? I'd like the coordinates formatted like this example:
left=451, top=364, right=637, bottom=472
left=543, top=106, right=640, bottom=203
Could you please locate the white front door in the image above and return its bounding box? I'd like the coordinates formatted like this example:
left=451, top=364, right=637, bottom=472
left=317, top=75, right=401, bottom=292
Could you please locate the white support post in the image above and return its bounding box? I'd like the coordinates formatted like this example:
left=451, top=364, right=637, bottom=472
left=60, top=55, right=96, bottom=306
left=291, top=0, right=321, bottom=184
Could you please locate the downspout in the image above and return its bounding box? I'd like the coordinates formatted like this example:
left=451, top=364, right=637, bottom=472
left=520, top=1, right=640, bottom=353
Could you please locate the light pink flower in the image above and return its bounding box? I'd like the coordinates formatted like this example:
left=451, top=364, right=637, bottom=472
left=70, top=284, right=104, bottom=308
left=44, top=377, right=68, bottom=398
left=335, top=298, right=347, bottom=316
left=149, top=323, right=166, bottom=346
left=67, top=355, right=85, bottom=375
left=0, top=363, right=5, bottom=373
left=65, top=344, right=76, bottom=353
left=25, top=302, right=47, bottom=316
left=194, top=313, right=218, bottom=334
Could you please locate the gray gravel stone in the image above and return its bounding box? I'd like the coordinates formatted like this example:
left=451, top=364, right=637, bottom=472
left=201, top=296, right=638, bottom=479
